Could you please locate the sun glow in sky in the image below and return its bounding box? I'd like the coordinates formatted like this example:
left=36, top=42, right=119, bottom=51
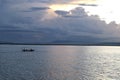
left=49, top=0, right=95, bottom=11
left=83, top=0, right=120, bottom=24
left=49, top=0, right=120, bottom=24
left=50, top=4, right=78, bottom=11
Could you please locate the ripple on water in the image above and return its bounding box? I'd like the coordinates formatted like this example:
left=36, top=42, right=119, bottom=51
left=0, top=45, right=120, bottom=80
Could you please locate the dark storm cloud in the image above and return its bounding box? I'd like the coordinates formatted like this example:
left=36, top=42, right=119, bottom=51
left=54, top=7, right=87, bottom=18
left=79, top=3, right=98, bottom=6
left=23, top=7, right=50, bottom=12
left=54, top=10, right=69, bottom=16
left=30, top=7, right=50, bottom=11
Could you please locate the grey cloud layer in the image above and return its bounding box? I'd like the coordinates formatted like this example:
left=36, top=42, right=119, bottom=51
left=0, top=0, right=120, bottom=43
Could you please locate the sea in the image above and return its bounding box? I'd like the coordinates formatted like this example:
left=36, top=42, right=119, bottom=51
left=0, top=45, right=120, bottom=80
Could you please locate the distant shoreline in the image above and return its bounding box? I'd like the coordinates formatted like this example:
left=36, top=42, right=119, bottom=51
left=0, top=43, right=120, bottom=46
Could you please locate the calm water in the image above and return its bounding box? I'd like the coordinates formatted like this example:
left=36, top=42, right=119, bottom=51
left=0, top=45, right=120, bottom=80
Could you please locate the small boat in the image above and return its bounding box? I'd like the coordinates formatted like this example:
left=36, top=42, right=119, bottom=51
left=22, top=48, right=35, bottom=52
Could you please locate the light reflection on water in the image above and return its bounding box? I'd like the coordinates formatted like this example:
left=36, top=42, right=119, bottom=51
left=0, top=45, right=120, bottom=80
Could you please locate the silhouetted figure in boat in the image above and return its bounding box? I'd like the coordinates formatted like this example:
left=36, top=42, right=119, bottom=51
left=22, top=48, right=35, bottom=52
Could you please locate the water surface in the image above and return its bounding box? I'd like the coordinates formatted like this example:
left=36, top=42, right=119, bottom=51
left=0, top=45, right=120, bottom=80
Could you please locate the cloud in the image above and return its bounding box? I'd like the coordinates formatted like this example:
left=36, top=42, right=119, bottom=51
left=23, top=7, right=50, bottom=12
left=79, top=3, right=98, bottom=7
left=43, top=7, right=120, bottom=40
left=54, top=7, right=87, bottom=18
left=47, top=0, right=96, bottom=4
left=54, top=10, right=69, bottom=16
left=0, top=1, right=120, bottom=43
left=30, top=7, right=50, bottom=10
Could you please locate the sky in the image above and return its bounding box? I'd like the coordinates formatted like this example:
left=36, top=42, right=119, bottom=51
left=0, top=0, right=120, bottom=44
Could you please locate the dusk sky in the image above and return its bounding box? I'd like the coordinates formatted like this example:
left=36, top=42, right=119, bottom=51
left=0, top=0, right=120, bottom=43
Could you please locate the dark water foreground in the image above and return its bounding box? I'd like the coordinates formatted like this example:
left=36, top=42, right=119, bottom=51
left=0, top=45, right=120, bottom=80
